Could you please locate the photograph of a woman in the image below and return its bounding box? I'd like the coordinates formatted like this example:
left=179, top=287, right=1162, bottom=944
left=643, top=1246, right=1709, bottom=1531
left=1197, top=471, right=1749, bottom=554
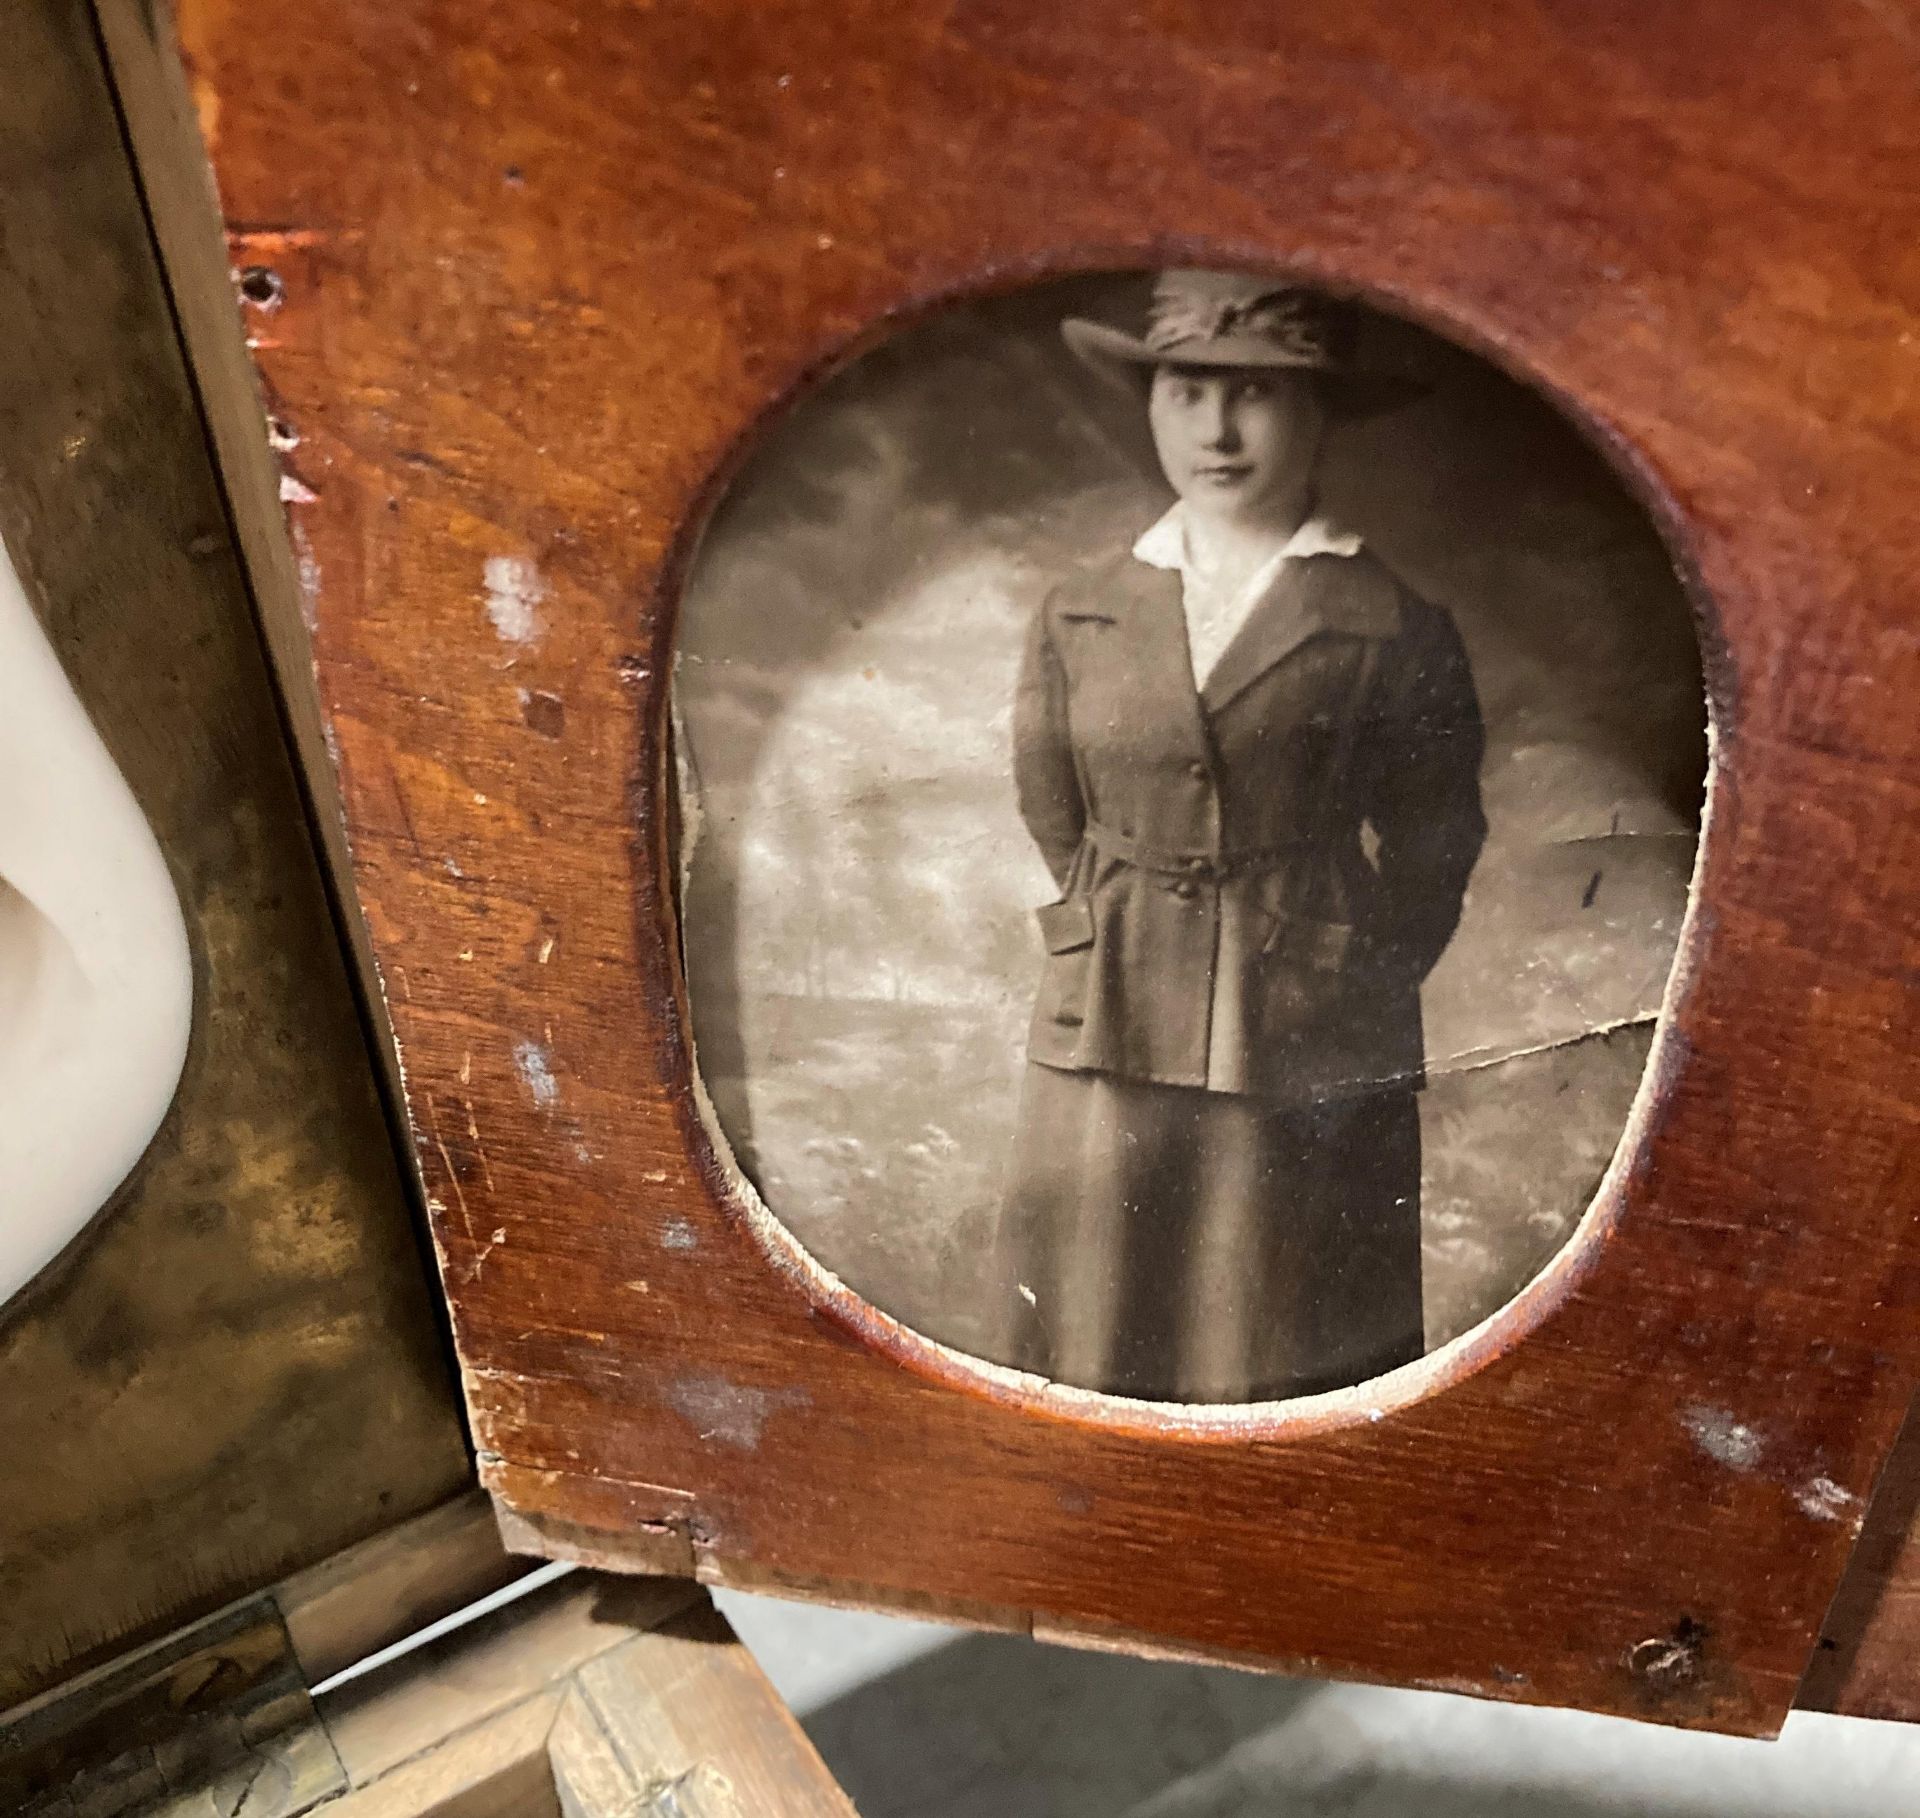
left=1002, top=271, right=1488, bottom=1401
left=673, top=265, right=1702, bottom=1412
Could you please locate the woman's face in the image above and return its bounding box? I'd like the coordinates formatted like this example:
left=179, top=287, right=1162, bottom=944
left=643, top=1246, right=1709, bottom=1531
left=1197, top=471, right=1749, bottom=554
left=1147, top=365, right=1324, bottom=525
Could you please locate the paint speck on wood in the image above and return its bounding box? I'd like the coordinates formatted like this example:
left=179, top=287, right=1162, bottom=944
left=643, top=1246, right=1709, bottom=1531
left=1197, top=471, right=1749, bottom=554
left=1797, top=1476, right=1860, bottom=1523
left=664, top=1373, right=811, bottom=1451
left=1682, top=1406, right=1765, bottom=1473
left=511, top=1038, right=559, bottom=1108
left=483, top=553, right=546, bottom=644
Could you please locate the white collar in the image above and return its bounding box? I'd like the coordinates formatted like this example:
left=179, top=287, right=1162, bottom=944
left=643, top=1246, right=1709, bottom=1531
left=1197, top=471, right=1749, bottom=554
left=1131, top=503, right=1363, bottom=573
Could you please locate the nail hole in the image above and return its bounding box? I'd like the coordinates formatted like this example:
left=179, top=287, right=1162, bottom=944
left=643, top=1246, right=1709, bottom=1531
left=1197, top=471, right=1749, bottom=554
left=237, top=265, right=284, bottom=309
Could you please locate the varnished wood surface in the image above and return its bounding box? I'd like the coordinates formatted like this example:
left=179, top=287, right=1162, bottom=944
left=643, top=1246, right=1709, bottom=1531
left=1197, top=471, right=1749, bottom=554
left=125, top=0, right=1920, bottom=1733
left=0, top=0, right=470, bottom=1710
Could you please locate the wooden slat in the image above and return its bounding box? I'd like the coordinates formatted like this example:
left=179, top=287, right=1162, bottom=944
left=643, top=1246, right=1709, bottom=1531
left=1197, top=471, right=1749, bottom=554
left=88, top=0, right=405, bottom=1063
left=552, top=1604, right=856, bottom=1818
left=278, top=1492, right=534, bottom=1689
left=317, top=1576, right=697, bottom=1788
left=317, top=1693, right=563, bottom=1818
left=308, top=1581, right=848, bottom=1818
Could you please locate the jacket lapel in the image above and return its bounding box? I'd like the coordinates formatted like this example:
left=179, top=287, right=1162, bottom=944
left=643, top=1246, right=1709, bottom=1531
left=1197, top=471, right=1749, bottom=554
left=1060, top=559, right=1213, bottom=762
left=1200, top=553, right=1401, bottom=714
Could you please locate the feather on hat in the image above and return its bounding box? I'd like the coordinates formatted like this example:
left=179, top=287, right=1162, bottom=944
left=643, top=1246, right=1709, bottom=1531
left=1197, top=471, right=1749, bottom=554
left=1063, top=271, right=1422, bottom=417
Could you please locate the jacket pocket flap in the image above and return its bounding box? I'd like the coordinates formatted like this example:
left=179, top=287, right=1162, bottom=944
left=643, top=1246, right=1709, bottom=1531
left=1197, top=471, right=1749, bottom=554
left=1036, top=897, right=1096, bottom=954
left=1264, top=909, right=1353, bottom=972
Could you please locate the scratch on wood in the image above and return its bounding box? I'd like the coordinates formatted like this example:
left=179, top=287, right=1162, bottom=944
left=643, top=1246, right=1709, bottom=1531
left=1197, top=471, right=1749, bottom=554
left=224, top=223, right=338, bottom=249
left=419, top=1091, right=475, bottom=1243
left=470, top=1227, right=508, bottom=1279
left=462, top=1097, right=497, bottom=1192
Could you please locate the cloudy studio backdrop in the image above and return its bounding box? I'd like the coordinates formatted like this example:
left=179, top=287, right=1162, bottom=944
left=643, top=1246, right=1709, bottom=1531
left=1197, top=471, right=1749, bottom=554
left=675, top=272, right=1705, bottom=1387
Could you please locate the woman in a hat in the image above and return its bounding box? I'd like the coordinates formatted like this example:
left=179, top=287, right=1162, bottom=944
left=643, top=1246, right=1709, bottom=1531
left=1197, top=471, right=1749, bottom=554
left=1003, top=270, right=1486, bottom=1402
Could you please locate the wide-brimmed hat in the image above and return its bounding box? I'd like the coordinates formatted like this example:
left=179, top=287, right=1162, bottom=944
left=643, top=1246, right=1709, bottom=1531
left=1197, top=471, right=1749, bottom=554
left=1063, top=271, right=1422, bottom=417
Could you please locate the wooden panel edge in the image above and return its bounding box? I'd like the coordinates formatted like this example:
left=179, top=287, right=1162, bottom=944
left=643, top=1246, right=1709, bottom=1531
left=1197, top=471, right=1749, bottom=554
left=1797, top=1390, right=1920, bottom=1722
left=89, top=0, right=417, bottom=1130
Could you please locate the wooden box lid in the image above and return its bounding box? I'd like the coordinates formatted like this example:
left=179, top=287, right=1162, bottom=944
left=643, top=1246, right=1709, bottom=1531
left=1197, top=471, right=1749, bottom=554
left=43, top=0, right=1920, bottom=1746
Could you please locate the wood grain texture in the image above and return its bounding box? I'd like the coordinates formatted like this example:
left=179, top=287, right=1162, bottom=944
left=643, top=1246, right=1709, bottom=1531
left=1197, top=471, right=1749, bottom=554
left=315, top=1692, right=561, bottom=1818
left=133, top=0, right=1920, bottom=1734
left=0, top=0, right=469, bottom=1711
left=553, top=1602, right=857, bottom=1818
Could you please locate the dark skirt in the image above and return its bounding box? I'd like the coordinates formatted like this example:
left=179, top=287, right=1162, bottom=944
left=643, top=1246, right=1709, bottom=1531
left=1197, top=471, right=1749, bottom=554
left=999, top=1063, right=1423, bottom=1401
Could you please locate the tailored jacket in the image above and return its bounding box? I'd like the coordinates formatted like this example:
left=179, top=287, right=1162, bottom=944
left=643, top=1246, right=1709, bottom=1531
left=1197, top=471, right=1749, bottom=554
left=1013, top=538, right=1487, bottom=1106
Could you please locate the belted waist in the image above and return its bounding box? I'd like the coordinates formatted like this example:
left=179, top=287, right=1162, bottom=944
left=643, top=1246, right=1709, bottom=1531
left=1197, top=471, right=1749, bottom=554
left=1083, top=820, right=1308, bottom=881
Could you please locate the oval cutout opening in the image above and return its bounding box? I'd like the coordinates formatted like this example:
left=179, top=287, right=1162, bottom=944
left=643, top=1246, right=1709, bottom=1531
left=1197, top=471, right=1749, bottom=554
left=673, top=269, right=1707, bottom=1410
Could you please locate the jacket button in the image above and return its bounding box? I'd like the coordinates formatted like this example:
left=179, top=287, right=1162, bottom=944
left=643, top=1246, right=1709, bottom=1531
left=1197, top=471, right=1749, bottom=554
left=1172, top=880, right=1197, bottom=900
left=1185, top=856, right=1208, bottom=874
left=1187, top=761, right=1208, bottom=781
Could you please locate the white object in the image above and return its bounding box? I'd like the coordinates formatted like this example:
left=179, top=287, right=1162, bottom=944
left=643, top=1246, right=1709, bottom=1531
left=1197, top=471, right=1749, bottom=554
left=0, top=536, right=192, bottom=1308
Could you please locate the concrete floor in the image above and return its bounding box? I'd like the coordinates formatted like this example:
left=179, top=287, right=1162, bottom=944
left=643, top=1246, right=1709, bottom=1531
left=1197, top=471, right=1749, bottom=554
left=713, top=1592, right=1920, bottom=1817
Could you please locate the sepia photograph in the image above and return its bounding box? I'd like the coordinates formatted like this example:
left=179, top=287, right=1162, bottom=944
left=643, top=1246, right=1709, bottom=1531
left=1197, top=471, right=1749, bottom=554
left=675, top=268, right=1705, bottom=1405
